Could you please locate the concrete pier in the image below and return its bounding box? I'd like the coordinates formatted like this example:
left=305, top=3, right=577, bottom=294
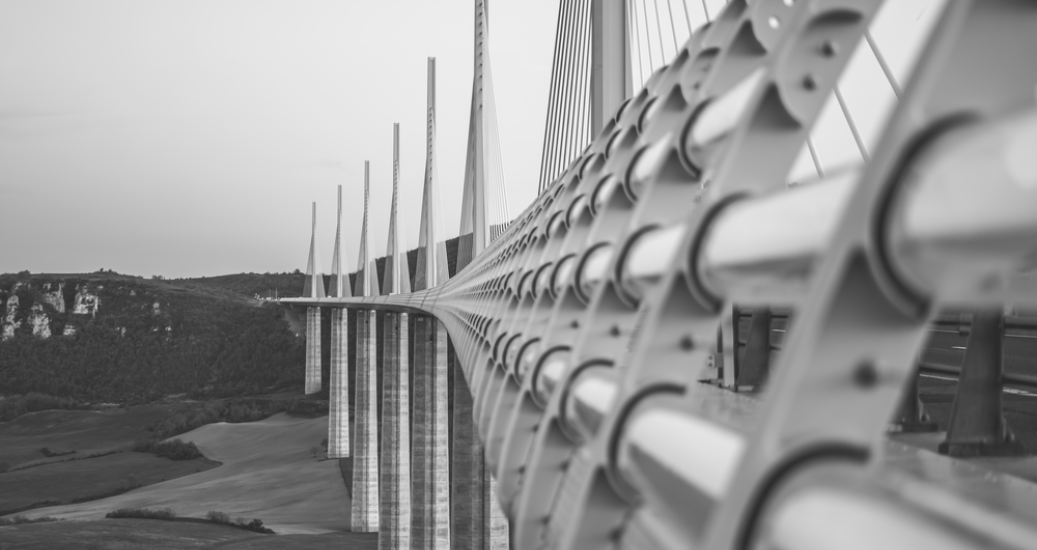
left=412, top=316, right=451, bottom=550
left=352, top=309, right=380, bottom=532
left=328, top=308, right=349, bottom=458
left=379, top=311, right=411, bottom=550
left=452, top=354, right=510, bottom=550
left=305, top=307, right=321, bottom=395
left=487, top=474, right=510, bottom=550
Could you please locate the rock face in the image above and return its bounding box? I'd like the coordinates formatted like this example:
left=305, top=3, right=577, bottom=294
left=29, top=303, right=51, bottom=338
left=0, top=272, right=306, bottom=403
left=73, top=286, right=100, bottom=317
left=39, top=283, right=65, bottom=313
left=2, top=294, right=20, bottom=341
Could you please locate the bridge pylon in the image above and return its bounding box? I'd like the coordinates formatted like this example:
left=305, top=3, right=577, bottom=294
left=379, top=123, right=412, bottom=550
left=352, top=161, right=380, bottom=533
left=458, top=0, right=510, bottom=272
left=411, top=57, right=452, bottom=550
left=328, top=185, right=351, bottom=459
left=303, top=201, right=324, bottom=396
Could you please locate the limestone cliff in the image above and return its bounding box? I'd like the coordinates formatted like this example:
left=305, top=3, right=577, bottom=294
left=0, top=272, right=304, bottom=403
left=0, top=280, right=101, bottom=341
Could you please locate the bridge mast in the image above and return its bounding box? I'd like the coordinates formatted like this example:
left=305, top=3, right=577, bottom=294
left=590, top=0, right=631, bottom=136
left=380, top=123, right=412, bottom=550
left=352, top=161, right=380, bottom=533
left=415, top=58, right=449, bottom=291
left=458, top=0, right=509, bottom=271
left=413, top=57, right=452, bottom=550
left=328, top=185, right=351, bottom=460
left=537, top=0, right=631, bottom=194
left=383, top=123, right=411, bottom=295
left=303, top=201, right=324, bottom=395
left=355, top=162, right=377, bottom=298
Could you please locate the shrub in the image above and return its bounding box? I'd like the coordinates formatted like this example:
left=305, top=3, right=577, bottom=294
left=105, top=507, right=176, bottom=520
left=133, top=439, right=202, bottom=460
left=206, top=510, right=231, bottom=524
left=229, top=516, right=273, bottom=533
left=0, top=515, right=61, bottom=526
left=0, top=510, right=61, bottom=525
left=122, top=474, right=141, bottom=490
left=40, top=447, right=76, bottom=458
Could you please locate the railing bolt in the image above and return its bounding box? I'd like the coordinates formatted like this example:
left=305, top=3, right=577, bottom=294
left=679, top=335, right=695, bottom=351
left=610, top=325, right=621, bottom=337
left=571, top=320, right=580, bottom=329
left=802, top=74, right=818, bottom=90
left=820, top=40, right=838, bottom=57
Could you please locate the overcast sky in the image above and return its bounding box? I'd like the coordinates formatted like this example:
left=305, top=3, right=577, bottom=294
left=0, top=0, right=558, bottom=277
left=0, top=0, right=942, bottom=278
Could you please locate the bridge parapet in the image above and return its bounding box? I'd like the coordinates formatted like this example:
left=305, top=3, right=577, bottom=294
left=282, top=0, right=1037, bottom=548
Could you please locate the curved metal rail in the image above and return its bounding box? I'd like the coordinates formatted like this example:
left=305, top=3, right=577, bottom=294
left=285, top=1, right=1037, bottom=548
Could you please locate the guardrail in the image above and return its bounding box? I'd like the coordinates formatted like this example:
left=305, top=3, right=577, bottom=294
left=286, top=1, right=1037, bottom=548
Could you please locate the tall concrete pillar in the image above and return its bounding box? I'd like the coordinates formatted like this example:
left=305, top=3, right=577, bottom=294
left=351, top=159, right=379, bottom=531
left=452, top=351, right=510, bottom=550
left=412, top=316, right=451, bottom=550
left=328, top=184, right=352, bottom=458
left=329, top=308, right=349, bottom=457
left=380, top=311, right=411, bottom=550
left=487, top=473, right=510, bottom=550
left=305, top=307, right=321, bottom=394
left=413, top=56, right=452, bottom=550
left=352, top=309, right=380, bottom=532
left=303, top=201, right=325, bottom=395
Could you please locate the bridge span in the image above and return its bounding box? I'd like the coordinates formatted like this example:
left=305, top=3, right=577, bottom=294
left=283, top=1, right=1037, bottom=549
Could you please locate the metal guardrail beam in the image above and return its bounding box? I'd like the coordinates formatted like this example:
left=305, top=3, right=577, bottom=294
left=283, top=0, right=1037, bottom=548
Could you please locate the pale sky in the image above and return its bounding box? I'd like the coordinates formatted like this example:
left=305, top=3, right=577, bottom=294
left=0, top=0, right=942, bottom=278
left=0, top=0, right=558, bottom=277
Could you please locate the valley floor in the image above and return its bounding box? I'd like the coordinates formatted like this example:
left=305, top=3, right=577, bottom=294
left=1, top=413, right=356, bottom=548
left=10, top=413, right=349, bottom=534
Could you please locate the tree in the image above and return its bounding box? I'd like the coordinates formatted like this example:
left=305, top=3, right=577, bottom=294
left=122, top=473, right=141, bottom=490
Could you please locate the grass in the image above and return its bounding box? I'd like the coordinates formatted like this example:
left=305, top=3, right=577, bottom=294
left=0, top=398, right=321, bottom=516
left=14, top=414, right=351, bottom=535
left=0, top=405, right=200, bottom=468
left=0, top=414, right=360, bottom=547
left=0, top=519, right=379, bottom=550
left=0, top=450, right=218, bottom=515
left=0, top=517, right=261, bottom=549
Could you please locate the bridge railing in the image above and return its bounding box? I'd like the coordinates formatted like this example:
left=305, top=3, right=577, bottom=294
left=452, top=2, right=1037, bottom=543
left=286, top=0, right=1037, bottom=548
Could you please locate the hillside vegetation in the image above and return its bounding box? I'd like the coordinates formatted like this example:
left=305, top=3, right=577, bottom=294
left=0, top=271, right=305, bottom=404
